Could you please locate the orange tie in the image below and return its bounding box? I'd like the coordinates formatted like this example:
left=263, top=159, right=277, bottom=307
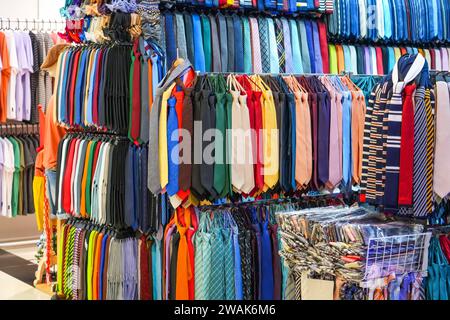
left=175, top=207, right=191, bottom=300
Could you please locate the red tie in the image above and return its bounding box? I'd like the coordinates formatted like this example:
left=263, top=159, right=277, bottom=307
left=375, top=47, right=384, bottom=75
left=318, top=21, right=330, bottom=74
left=398, top=84, right=416, bottom=206
left=130, top=39, right=142, bottom=143
left=429, top=49, right=436, bottom=70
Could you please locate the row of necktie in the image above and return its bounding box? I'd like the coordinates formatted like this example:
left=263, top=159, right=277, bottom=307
left=0, top=30, right=60, bottom=123
left=162, top=0, right=333, bottom=13
left=328, top=44, right=450, bottom=76
left=148, top=61, right=378, bottom=208
left=276, top=206, right=427, bottom=300
left=328, top=0, right=450, bottom=44
left=58, top=219, right=140, bottom=300
left=163, top=205, right=283, bottom=300
left=55, top=132, right=173, bottom=231
left=53, top=40, right=164, bottom=136
left=0, top=133, right=39, bottom=218
left=360, top=54, right=436, bottom=218
left=56, top=133, right=130, bottom=226
left=426, top=235, right=450, bottom=300
left=163, top=12, right=330, bottom=74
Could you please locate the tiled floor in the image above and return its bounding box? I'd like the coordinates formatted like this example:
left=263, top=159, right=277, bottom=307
left=0, top=242, right=51, bottom=300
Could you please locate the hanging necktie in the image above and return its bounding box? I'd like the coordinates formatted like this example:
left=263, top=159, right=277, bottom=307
left=167, top=96, right=180, bottom=197
left=274, top=19, right=286, bottom=73
left=129, top=39, right=142, bottom=144
left=397, top=84, right=416, bottom=206
left=258, top=17, right=271, bottom=73
left=242, top=17, right=253, bottom=74
left=249, top=17, right=262, bottom=73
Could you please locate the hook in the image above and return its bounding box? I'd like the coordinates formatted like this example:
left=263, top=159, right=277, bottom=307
left=16, top=18, right=19, bottom=30
left=7, top=18, right=11, bottom=30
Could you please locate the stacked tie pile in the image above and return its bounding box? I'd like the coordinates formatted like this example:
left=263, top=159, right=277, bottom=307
left=148, top=62, right=379, bottom=209
left=0, top=30, right=60, bottom=123
left=163, top=12, right=330, bottom=74
left=328, top=0, right=450, bottom=44
left=57, top=219, right=141, bottom=300
left=360, top=54, right=436, bottom=218
left=276, top=206, right=427, bottom=300
left=162, top=0, right=334, bottom=13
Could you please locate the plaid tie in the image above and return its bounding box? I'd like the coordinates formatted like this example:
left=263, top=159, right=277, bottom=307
left=258, top=17, right=270, bottom=73
left=274, top=19, right=286, bottom=73
left=223, top=229, right=235, bottom=300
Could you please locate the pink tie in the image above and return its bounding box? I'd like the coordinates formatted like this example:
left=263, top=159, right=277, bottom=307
left=249, top=17, right=262, bottom=74
left=440, top=48, right=449, bottom=72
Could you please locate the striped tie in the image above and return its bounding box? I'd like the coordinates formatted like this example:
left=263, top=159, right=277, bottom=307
left=194, top=234, right=205, bottom=299
left=274, top=19, right=285, bottom=73
left=64, top=227, right=75, bottom=299
left=284, top=269, right=296, bottom=300
left=412, top=87, right=428, bottom=217
left=424, top=88, right=435, bottom=214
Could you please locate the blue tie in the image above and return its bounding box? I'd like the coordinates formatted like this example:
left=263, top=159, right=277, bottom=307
left=297, top=20, right=311, bottom=73
left=165, top=13, right=177, bottom=70
left=304, top=20, right=316, bottom=73
left=192, top=14, right=206, bottom=72
left=311, top=20, right=323, bottom=73
left=233, top=15, right=244, bottom=73
left=267, top=18, right=279, bottom=74
left=289, top=20, right=303, bottom=73
left=166, top=96, right=179, bottom=197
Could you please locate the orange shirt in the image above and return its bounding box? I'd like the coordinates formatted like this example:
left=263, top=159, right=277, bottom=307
left=43, top=95, right=67, bottom=170
left=0, top=32, right=11, bottom=123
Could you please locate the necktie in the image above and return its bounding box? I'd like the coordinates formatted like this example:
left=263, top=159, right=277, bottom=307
left=281, top=18, right=293, bottom=73
left=433, top=80, right=450, bottom=198
left=397, top=84, right=416, bottom=206
left=184, top=13, right=195, bottom=65
left=226, top=16, right=235, bottom=72
left=167, top=96, right=180, bottom=197
left=274, top=19, right=285, bottom=73
left=209, top=15, right=222, bottom=72
left=175, top=13, right=188, bottom=60
left=165, top=13, right=177, bottom=70
left=201, top=15, right=212, bottom=72
left=249, top=17, right=262, bottom=73
left=242, top=17, right=253, bottom=74
left=258, top=17, right=270, bottom=73
left=289, top=20, right=303, bottom=74
left=209, top=227, right=225, bottom=300
left=217, top=14, right=228, bottom=72
left=192, top=14, right=206, bottom=72
left=175, top=209, right=190, bottom=300
left=297, top=20, right=311, bottom=73
left=130, top=40, right=141, bottom=143
left=318, top=20, right=329, bottom=73
left=233, top=15, right=244, bottom=73
left=267, top=19, right=280, bottom=74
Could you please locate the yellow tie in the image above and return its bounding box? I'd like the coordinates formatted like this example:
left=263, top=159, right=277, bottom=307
left=159, top=83, right=176, bottom=190
left=254, top=76, right=279, bottom=190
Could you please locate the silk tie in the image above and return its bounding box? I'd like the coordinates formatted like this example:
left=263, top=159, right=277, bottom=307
left=268, top=18, right=280, bottom=74
left=274, top=19, right=285, bottom=73
left=175, top=13, right=188, bottom=60
left=242, top=17, right=253, bottom=74
left=281, top=18, right=293, bottom=73
left=397, top=84, right=416, bottom=206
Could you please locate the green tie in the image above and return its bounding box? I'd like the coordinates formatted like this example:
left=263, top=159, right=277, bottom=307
left=201, top=15, right=212, bottom=72
left=242, top=17, right=252, bottom=74
left=213, top=76, right=227, bottom=196
left=222, top=90, right=233, bottom=199
left=64, top=226, right=76, bottom=299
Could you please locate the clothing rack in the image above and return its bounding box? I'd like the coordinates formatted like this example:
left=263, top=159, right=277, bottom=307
left=195, top=71, right=383, bottom=78
left=0, top=18, right=66, bottom=31
left=0, top=123, right=39, bottom=136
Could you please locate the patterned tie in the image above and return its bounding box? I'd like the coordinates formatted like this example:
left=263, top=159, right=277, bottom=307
left=209, top=228, right=225, bottom=300
left=258, top=17, right=270, bottom=73
left=284, top=268, right=296, bottom=300
left=424, top=88, right=435, bottom=214
left=274, top=19, right=285, bottom=73
left=249, top=17, right=262, bottom=73
left=223, top=228, right=235, bottom=300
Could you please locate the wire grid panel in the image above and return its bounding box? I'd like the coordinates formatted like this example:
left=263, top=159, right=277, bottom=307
left=363, top=232, right=432, bottom=282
